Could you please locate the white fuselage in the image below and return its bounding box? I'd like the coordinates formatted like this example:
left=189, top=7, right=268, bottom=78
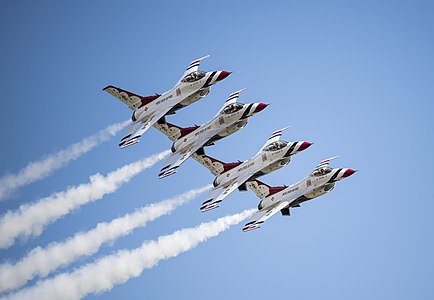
left=258, top=168, right=350, bottom=210
left=213, top=142, right=308, bottom=188
left=172, top=103, right=260, bottom=153
left=131, top=71, right=220, bottom=123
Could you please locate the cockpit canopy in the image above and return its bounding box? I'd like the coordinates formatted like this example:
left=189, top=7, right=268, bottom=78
left=222, top=103, right=244, bottom=114
left=264, top=141, right=288, bottom=151
left=181, top=71, right=206, bottom=83
left=310, top=167, right=333, bottom=177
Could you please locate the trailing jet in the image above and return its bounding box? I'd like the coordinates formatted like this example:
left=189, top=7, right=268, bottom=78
left=242, top=156, right=357, bottom=232
left=192, top=127, right=312, bottom=212
left=154, top=88, right=268, bottom=178
left=103, top=55, right=231, bottom=148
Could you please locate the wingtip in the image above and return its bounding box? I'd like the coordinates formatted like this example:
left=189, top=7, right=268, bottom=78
left=198, top=54, right=210, bottom=61
left=274, top=125, right=292, bottom=133
left=158, top=167, right=178, bottom=179
left=119, top=138, right=139, bottom=149
left=229, top=88, right=247, bottom=97
left=242, top=224, right=260, bottom=232
left=321, top=155, right=340, bottom=163
left=200, top=203, right=219, bottom=212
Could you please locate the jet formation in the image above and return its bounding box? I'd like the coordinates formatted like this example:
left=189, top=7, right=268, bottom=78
left=104, top=55, right=356, bottom=231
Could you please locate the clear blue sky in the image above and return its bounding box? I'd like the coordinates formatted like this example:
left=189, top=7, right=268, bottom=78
left=1, top=0, right=433, bottom=299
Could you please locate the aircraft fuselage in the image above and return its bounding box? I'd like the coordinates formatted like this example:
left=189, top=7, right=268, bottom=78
left=258, top=168, right=355, bottom=210
left=131, top=73, right=217, bottom=123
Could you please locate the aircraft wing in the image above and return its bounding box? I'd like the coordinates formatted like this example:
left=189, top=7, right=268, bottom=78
left=200, top=171, right=254, bottom=212
left=159, top=127, right=223, bottom=178
left=103, top=85, right=160, bottom=110
left=119, top=107, right=175, bottom=148
left=246, top=179, right=287, bottom=200
left=191, top=149, right=236, bottom=176
left=242, top=201, right=290, bottom=232
left=191, top=153, right=223, bottom=176
left=200, top=180, right=241, bottom=212
left=153, top=119, right=184, bottom=142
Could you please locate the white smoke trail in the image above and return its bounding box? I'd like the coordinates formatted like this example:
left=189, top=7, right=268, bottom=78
left=3, top=209, right=255, bottom=300
left=0, top=150, right=170, bottom=249
left=0, top=120, right=130, bottom=201
left=0, top=185, right=211, bottom=293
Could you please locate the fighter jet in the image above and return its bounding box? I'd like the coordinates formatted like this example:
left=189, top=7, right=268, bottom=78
left=154, top=88, right=268, bottom=178
left=192, top=127, right=312, bottom=212
left=242, top=156, right=357, bottom=232
left=103, top=55, right=231, bottom=148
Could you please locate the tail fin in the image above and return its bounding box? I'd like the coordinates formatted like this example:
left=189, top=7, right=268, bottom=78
left=192, top=147, right=242, bottom=176
left=103, top=85, right=160, bottom=110
left=153, top=116, right=200, bottom=142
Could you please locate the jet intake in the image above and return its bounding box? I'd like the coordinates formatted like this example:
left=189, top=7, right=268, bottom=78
left=131, top=111, right=138, bottom=122
left=213, top=177, right=220, bottom=187
left=304, top=183, right=335, bottom=199
left=179, top=87, right=210, bottom=106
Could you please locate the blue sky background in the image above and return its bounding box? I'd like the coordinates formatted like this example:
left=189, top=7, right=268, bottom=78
left=1, top=0, right=434, bottom=299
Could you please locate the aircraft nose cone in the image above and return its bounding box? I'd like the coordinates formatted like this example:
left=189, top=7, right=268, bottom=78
left=342, top=169, right=357, bottom=178
left=216, top=70, right=231, bottom=81
left=254, top=103, right=269, bottom=113
left=298, top=142, right=312, bottom=151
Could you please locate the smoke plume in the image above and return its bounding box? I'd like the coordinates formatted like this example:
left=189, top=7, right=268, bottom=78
left=0, top=150, right=170, bottom=249
left=0, top=185, right=211, bottom=292
left=3, top=209, right=254, bottom=300
left=0, top=120, right=130, bottom=201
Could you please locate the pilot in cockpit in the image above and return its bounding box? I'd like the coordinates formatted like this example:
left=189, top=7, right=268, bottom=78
left=223, top=103, right=243, bottom=114
left=311, top=167, right=332, bottom=176
left=182, top=71, right=206, bottom=83
left=264, top=141, right=288, bottom=151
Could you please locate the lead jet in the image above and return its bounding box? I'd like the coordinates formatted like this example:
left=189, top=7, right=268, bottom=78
left=154, top=88, right=268, bottom=178
left=242, top=156, right=356, bottom=232
left=103, top=55, right=231, bottom=148
left=192, top=127, right=312, bottom=212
